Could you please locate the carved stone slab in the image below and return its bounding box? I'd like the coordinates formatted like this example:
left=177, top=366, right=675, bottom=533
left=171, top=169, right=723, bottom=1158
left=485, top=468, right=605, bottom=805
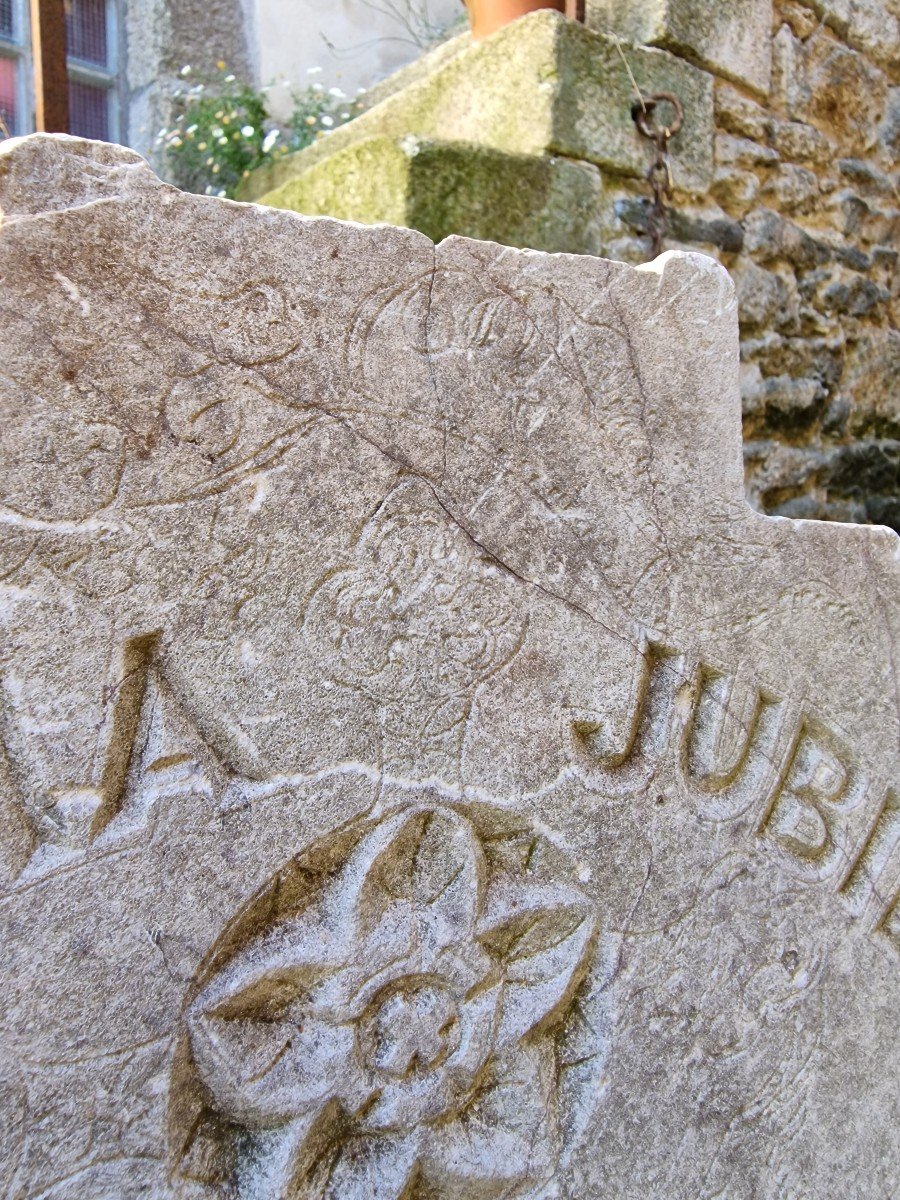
left=1, top=134, right=898, bottom=1199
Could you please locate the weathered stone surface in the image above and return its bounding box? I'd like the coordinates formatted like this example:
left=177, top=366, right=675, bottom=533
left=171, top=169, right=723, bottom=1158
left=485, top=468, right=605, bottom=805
left=881, top=87, right=900, bottom=159
left=846, top=330, right=900, bottom=438
left=710, top=165, right=761, bottom=216
left=769, top=117, right=835, bottom=165
left=233, top=0, right=898, bottom=539
left=2, top=135, right=900, bottom=1199
left=585, top=0, right=773, bottom=95
left=239, top=12, right=714, bottom=203
left=251, top=134, right=605, bottom=256
left=743, top=205, right=831, bottom=268
left=731, top=257, right=794, bottom=329
left=793, top=28, right=889, bottom=152
left=714, top=82, right=772, bottom=140
left=808, top=0, right=900, bottom=70
left=762, top=162, right=821, bottom=213
left=715, top=131, right=780, bottom=168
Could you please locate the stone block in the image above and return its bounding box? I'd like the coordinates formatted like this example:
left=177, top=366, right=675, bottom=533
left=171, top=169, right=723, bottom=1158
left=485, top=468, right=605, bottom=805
left=808, top=0, right=900, bottom=70
left=585, top=0, right=773, bottom=96
left=743, top=205, right=831, bottom=269
left=256, top=135, right=605, bottom=256
left=846, top=330, right=900, bottom=439
left=715, top=131, right=780, bottom=167
left=769, top=118, right=834, bottom=165
left=715, top=82, right=771, bottom=140
left=880, top=88, right=900, bottom=161
left=710, top=165, right=760, bottom=216
left=762, top=163, right=821, bottom=214
left=743, top=371, right=825, bottom=433
left=615, top=195, right=744, bottom=252
left=731, top=257, right=793, bottom=329
left=792, top=29, right=888, bottom=153
left=2, top=134, right=900, bottom=1200
left=238, top=12, right=714, bottom=204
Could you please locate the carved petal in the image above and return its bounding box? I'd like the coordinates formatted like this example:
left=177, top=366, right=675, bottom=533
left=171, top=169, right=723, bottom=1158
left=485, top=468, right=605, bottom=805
left=236, top=1102, right=344, bottom=1199
left=331, top=807, right=485, bottom=940
left=192, top=911, right=349, bottom=1028
left=312, top=807, right=487, bottom=1018
left=324, top=1133, right=420, bottom=1200
left=407, top=810, right=486, bottom=947
left=477, top=878, right=597, bottom=1048
left=187, top=1010, right=364, bottom=1129
left=420, top=1042, right=558, bottom=1197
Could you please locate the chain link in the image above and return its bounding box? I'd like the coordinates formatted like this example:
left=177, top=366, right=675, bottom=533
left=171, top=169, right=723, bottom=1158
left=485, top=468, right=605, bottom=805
left=631, top=93, right=683, bottom=260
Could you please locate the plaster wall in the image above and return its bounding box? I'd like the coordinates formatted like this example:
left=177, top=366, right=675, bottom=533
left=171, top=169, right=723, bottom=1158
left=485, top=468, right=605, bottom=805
left=251, top=0, right=463, bottom=119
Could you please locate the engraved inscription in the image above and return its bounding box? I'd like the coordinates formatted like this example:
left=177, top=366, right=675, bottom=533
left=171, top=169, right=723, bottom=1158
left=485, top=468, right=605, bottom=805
left=759, top=717, right=868, bottom=879
left=568, top=641, right=681, bottom=797
left=841, top=789, right=900, bottom=918
left=680, top=662, right=785, bottom=822
left=569, top=639, right=898, bottom=951
left=170, top=798, right=599, bottom=1197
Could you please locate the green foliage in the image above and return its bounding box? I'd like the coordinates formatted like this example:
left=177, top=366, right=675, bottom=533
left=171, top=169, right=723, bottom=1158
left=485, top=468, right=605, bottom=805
left=155, top=63, right=364, bottom=198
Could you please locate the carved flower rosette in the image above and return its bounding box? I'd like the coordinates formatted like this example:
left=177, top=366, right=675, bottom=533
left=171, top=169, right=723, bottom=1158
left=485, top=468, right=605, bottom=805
left=171, top=798, right=600, bottom=1198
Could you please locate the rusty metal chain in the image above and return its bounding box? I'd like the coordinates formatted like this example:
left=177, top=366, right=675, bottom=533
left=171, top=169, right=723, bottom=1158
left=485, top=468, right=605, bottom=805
left=631, top=93, right=683, bottom=260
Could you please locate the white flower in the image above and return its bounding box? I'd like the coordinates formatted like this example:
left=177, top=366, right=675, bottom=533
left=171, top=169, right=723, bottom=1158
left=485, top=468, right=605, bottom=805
left=179, top=64, right=191, bottom=76
left=312, top=81, right=323, bottom=92
left=320, top=115, right=334, bottom=127
left=241, top=125, right=255, bottom=137
left=262, top=129, right=279, bottom=152
left=225, top=73, right=236, bottom=82
left=328, top=86, right=345, bottom=97
left=307, top=65, right=323, bottom=74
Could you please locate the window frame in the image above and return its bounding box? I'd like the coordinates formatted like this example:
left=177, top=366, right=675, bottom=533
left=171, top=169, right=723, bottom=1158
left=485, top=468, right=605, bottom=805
left=66, top=0, right=121, bottom=143
left=0, top=0, right=33, bottom=138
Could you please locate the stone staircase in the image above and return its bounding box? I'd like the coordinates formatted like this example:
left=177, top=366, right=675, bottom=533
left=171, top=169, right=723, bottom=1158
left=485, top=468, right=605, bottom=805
left=236, top=10, right=713, bottom=255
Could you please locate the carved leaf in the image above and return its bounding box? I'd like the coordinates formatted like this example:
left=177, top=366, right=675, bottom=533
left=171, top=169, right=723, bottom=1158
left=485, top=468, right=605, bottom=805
left=420, top=1042, right=558, bottom=1195
left=188, top=1008, right=360, bottom=1130
left=478, top=878, right=598, bottom=1048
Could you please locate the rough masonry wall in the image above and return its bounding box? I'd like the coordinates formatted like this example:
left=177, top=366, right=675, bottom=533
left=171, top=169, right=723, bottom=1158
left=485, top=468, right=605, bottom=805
left=597, top=1, right=900, bottom=529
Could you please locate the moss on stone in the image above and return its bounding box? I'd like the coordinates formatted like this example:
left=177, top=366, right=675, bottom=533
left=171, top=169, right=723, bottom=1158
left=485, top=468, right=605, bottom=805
left=257, top=135, right=604, bottom=256
left=260, top=137, right=412, bottom=227
left=237, top=11, right=713, bottom=204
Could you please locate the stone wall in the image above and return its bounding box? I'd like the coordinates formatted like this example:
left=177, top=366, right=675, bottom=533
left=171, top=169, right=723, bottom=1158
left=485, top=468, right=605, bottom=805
left=240, top=4, right=899, bottom=533
left=594, top=0, right=900, bottom=531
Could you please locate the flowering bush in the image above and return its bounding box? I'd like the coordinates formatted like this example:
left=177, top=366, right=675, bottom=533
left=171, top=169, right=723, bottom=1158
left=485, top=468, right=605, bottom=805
left=155, top=62, right=364, bottom=198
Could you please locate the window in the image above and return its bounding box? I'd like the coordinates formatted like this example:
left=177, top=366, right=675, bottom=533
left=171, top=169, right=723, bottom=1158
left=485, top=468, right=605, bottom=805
left=0, top=0, right=119, bottom=142
left=0, top=0, right=27, bottom=137
left=66, top=0, right=117, bottom=141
